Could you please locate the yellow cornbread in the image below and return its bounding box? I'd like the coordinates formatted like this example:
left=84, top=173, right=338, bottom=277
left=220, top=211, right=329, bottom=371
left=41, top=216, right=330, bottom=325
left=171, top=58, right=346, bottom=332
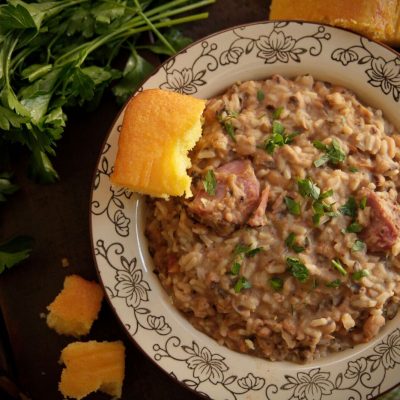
left=111, top=89, right=206, bottom=198
left=59, top=341, right=125, bottom=399
left=270, top=0, right=400, bottom=46
left=47, top=275, right=104, bottom=337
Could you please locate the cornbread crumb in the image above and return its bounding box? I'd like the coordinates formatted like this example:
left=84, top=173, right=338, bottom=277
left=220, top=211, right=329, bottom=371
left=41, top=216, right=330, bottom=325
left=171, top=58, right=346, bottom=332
left=47, top=275, right=104, bottom=337
left=61, top=257, right=70, bottom=268
left=59, top=341, right=125, bottom=400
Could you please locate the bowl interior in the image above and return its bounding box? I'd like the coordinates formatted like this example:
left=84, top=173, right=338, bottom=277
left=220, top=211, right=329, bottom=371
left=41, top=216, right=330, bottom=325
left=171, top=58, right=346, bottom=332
left=92, top=21, right=400, bottom=399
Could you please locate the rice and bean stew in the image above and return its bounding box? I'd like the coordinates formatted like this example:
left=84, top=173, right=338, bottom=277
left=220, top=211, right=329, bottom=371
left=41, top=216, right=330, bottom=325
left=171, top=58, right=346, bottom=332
left=145, top=75, right=400, bottom=362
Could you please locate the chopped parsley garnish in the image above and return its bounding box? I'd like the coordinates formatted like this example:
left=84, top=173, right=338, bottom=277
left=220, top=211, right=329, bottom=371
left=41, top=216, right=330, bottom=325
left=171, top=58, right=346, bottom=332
left=218, top=110, right=238, bottom=142
left=320, top=189, right=334, bottom=199
left=284, top=196, right=301, bottom=216
left=269, top=277, right=283, bottom=291
left=352, top=269, right=370, bottom=281
left=233, top=244, right=263, bottom=258
left=231, top=262, right=241, bottom=275
left=286, top=257, right=309, bottom=282
left=285, top=233, right=305, bottom=253
left=352, top=240, right=365, bottom=252
left=234, top=276, right=252, bottom=293
left=298, top=178, right=321, bottom=200
left=264, top=121, right=299, bottom=154
left=203, top=170, right=217, bottom=196
left=349, top=166, right=359, bottom=173
left=326, top=279, right=341, bottom=288
left=346, top=222, right=363, bottom=233
left=313, top=138, right=346, bottom=167
left=257, top=90, right=265, bottom=102
left=224, top=121, right=236, bottom=142
left=331, top=259, right=347, bottom=276
left=311, top=188, right=337, bottom=225
left=231, top=244, right=263, bottom=277
left=360, top=196, right=367, bottom=210
left=272, top=106, right=284, bottom=120
left=339, top=196, right=357, bottom=218
left=246, top=247, right=263, bottom=257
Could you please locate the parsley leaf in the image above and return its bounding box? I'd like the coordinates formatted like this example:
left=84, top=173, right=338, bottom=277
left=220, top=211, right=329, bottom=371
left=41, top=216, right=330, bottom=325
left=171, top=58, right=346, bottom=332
left=233, top=244, right=263, bottom=258
left=234, top=276, right=252, bottom=293
left=203, top=169, right=217, bottom=196
left=285, top=232, right=305, bottom=253
left=360, top=196, right=367, bottom=210
left=112, top=48, right=154, bottom=105
left=257, top=90, right=265, bottom=102
left=0, top=172, right=19, bottom=202
left=339, top=197, right=357, bottom=218
left=218, top=110, right=238, bottom=142
left=272, top=106, right=283, bottom=120
left=298, top=178, right=320, bottom=200
left=269, top=277, right=283, bottom=290
left=0, top=236, right=33, bottom=275
left=349, top=166, right=359, bottom=173
left=352, top=270, right=369, bottom=280
left=286, top=257, right=309, bottom=282
left=326, top=279, right=341, bottom=288
left=331, top=259, right=347, bottom=276
left=346, top=222, right=363, bottom=233
left=313, top=138, right=346, bottom=167
left=284, top=196, right=301, bottom=215
left=231, top=262, right=241, bottom=275
left=264, top=121, right=299, bottom=154
left=352, top=240, right=365, bottom=252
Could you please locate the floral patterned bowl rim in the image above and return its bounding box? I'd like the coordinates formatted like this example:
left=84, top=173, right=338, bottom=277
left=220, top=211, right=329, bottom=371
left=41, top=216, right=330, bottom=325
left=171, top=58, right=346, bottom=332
left=90, top=21, right=400, bottom=400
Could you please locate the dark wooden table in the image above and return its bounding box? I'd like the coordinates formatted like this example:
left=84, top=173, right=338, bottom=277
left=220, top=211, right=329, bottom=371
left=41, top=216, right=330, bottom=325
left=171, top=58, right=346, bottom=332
left=0, top=1, right=266, bottom=399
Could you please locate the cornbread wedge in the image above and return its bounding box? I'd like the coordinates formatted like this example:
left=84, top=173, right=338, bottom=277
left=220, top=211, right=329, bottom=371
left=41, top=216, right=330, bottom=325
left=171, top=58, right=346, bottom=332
left=111, top=89, right=206, bottom=198
left=59, top=341, right=125, bottom=399
left=269, top=0, right=400, bottom=46
left=47, top=275, right=104, bottom=337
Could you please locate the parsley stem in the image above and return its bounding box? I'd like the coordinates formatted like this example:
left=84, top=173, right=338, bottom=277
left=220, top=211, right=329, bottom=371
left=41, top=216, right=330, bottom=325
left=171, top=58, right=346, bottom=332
left=55, top=11, right=210, bottom=67
left=134, top=0, right=176, bottom=55
left=152, top=0, right=216, bottom=21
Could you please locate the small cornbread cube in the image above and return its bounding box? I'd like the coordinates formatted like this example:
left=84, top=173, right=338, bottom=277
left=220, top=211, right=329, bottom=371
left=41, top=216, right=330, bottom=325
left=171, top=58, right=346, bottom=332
left=59, top=341, right=125, bottom=399
left=47, top=275, right=104, bottom=337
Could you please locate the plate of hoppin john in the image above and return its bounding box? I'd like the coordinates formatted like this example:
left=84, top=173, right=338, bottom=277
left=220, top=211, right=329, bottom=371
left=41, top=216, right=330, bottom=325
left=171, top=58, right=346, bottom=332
left=91, top=21, right=400, bottom=400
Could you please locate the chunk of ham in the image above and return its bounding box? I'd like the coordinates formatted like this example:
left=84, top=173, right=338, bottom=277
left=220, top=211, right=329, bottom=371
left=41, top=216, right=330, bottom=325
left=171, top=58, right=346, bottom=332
left=362, top=191, right=400, bottom=252
left=248, top=185, right=270, bottom=227
left=188, top=160, right=260, bottom=229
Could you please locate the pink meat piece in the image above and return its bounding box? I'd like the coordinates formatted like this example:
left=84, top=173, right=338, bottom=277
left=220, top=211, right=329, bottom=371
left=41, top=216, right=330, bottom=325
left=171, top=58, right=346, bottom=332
left=362, top=191, right=400, bottom=252
left=248, top=185, right=270, bottom=227
left=188, top=160, right=260, bottom=228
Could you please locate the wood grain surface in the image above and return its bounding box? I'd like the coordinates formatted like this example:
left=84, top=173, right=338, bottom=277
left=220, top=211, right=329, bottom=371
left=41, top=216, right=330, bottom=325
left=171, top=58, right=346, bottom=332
left=0, top=1, right=266, bottom=399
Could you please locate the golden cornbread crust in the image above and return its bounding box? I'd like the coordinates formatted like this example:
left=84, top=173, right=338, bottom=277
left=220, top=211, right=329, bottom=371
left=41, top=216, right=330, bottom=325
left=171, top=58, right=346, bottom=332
left=46, top=275, right=104, bottom=337
left=111, top=89, right=206, bottom=198
left=270, top=0, right=400, bottom=46
left=59, top=340, right=125, bottom=400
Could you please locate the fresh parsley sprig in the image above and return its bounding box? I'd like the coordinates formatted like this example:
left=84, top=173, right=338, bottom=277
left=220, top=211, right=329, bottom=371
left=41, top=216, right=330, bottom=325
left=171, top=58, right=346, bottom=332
left=0, top=0, right=214, bottom=182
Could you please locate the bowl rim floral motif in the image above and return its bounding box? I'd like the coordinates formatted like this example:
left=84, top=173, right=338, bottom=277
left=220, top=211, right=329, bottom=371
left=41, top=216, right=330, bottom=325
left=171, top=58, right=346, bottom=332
left=90, top=21, right=400, bottom=400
